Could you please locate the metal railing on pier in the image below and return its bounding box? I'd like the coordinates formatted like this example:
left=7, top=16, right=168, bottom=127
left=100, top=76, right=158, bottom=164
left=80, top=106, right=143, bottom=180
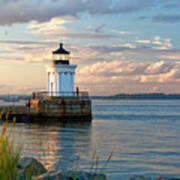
left=31, top=91, right=89, bottom=99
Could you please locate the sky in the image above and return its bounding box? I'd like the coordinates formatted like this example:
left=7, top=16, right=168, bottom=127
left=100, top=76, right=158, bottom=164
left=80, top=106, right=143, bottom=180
left=0, top=0, right=180, bottom=95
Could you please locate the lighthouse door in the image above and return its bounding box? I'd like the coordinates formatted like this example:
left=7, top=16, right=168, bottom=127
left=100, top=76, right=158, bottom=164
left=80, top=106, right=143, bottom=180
left=51, top=82, right=54, bottom=96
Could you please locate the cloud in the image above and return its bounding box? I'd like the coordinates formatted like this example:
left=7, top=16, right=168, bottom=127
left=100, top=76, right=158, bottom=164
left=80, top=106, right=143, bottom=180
left=0, top=38, right=180, bottom=94
left=136, top=36, right=173, bottom=50
left=0, top=0, right=154, bottom=25
left=0, top=39, right=57, bottom=63
left=90, top=44, right=134, bottom=54
left=111, top=29, right=132, bottom=35
left=78, top=59, right=180, bottom=80
left=136, top=40, right=151, bottom=44
left=0, top=38, right=179, bottom=66
left=0, top=39, right=110, bottom=64
left=1, top=59, right=179, bottom=95
left=159, top=54, right=180, bottom=60
left=105, top=0, right=153, bottom=14
left=86, top=24, right=106, bottom=33
left=0, top=57, right=24, bottom=61
left=163, top=3, right=179, bottom=9
left=153, top=36, right=172, bottom=50
left=0, top=40, right=45, bottom=45
left=145, top=60, right=174, bottom=75
left=0, top=84, right=44, bottom=94
left=76, top=59, right=180, bottom=94
left=140, top=68, right=180, bottom=83
left=27, top=18, right=120, bottom=40
left=137, top=16, right=149, bottom=20
left=86, top=41, right=177, bottom=61
left=153, top=14, right=180, bottom=23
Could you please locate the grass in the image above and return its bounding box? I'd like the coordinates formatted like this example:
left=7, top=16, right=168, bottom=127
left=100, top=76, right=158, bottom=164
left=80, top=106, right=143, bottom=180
left=0, top=122, right=22, bottom=180
left=89, top=150, right=113, bottom=175
left=72, top=150, right=113, bottom=180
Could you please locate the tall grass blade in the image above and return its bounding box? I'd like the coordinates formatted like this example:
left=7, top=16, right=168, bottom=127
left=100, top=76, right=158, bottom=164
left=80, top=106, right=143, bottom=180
left=90, top=150, right=96, bottom=173
left=0, top=122, right=22, bottom=180
left=100, top=151, right=113, bottom=174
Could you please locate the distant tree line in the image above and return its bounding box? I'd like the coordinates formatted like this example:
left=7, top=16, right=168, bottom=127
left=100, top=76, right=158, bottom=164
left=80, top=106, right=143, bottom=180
left=90, top=93, right=180, bottom=100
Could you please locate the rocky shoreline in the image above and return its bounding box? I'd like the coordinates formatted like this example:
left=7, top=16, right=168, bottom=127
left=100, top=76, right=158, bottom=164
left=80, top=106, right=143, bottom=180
left=16, top=157, right=180, bottom=180
left=17, top=157, right=107, bottom=180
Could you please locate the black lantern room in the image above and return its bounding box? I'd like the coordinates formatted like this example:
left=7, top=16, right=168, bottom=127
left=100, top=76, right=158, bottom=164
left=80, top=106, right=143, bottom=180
left=52, top=43, right=70, bottom=65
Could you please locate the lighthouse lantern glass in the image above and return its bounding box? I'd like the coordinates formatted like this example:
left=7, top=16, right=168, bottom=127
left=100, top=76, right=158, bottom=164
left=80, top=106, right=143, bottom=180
left=53, top=54, right=69, bottom=61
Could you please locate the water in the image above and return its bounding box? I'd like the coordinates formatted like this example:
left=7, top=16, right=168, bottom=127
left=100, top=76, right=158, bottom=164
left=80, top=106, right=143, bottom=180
left=1, top=99, right=180, bottom=179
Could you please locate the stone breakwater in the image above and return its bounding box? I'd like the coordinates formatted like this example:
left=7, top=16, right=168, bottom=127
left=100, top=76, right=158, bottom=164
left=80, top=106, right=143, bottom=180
left=0, top=97, right=92, bottom=123
left=15, top=157, right=180, bottom=180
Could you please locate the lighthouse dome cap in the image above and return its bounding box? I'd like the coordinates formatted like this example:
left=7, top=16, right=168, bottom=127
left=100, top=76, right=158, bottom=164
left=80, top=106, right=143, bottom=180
left=53, top=43, right=70, bottom=54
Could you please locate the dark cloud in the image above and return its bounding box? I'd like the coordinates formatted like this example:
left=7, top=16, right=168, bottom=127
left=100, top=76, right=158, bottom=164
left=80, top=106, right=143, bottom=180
left=163, top=3, right=179, bottom=9
left=94, top=24, right=106, bottom=33
left=86, top=44, right=180, bottom=63
left=90, top=44, right=161, bottom=55
left=137, top=16, right=148, bottom=20
left=157, top=0, right=180, bottom=8
left=0, top=40, right=49, bottom=45
left=0, top=40, right=57, bottom=50
left=0, top=0, right=154, bottom=25
left=91, top=45, right=132, bottom=53
left=153, top=14, right=180, bottom=23
left=107, top=0, right=153, bottom=14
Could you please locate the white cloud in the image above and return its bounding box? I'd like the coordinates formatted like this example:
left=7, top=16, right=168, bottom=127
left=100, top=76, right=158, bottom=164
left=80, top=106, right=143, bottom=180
left=159, top=54, right=180, bottom=60
left=145, top=60, right=173, bottom=74
left=76, top=59, right=180, bottom=94
left=27, top=17, right=120, bottom=40
left=111, top=29, right=132, bottom=35
left=136, top=40, right=151, bottom=44
left=136, top=36, right=173, bottom=50
left=153, top=36, right=172, bottom=50
left=27, top=16, right=75, bottom=36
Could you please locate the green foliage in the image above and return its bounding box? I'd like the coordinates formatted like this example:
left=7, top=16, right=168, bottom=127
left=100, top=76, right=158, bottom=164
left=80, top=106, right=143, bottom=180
left=0, top=122, right=22, bottom=180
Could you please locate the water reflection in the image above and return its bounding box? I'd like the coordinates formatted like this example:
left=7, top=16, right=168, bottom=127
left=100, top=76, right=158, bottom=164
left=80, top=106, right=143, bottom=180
left=12, top=121, right=92, bottom=170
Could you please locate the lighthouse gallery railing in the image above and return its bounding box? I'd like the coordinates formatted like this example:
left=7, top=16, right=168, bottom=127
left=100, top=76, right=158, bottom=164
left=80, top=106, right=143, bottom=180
left=31, top=91, right=89, bottom=99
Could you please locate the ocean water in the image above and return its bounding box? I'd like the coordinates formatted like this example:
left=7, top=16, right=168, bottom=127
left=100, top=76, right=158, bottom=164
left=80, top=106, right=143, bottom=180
left=1, top=99, right=180, bottom=179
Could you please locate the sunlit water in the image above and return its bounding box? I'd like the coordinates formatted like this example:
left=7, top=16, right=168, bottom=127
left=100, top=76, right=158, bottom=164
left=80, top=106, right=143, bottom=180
left=1, top=99, right=180, bottom=179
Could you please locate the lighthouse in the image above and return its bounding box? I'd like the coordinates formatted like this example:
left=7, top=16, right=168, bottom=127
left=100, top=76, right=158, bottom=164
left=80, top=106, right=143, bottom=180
left=47, top=43, right=77, bottom=96
left=0, top=42, right=92, bottom=122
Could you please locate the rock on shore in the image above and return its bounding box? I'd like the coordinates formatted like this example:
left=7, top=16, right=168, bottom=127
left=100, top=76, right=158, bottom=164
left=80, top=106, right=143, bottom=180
left=16, top=157, right=180, bottom=180
left=129, top=176, right=180, bottom=180
left=16, top=157, right=107, bottom=180
left=37, top=170, right=107, bottom=180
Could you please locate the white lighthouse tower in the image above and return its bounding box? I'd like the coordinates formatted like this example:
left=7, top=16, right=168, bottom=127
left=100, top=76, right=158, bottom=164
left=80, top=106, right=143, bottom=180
left=47, top=43, right=77, bottom=96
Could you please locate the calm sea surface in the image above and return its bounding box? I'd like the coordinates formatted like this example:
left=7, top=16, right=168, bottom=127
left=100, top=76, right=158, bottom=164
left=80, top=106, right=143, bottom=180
left=1, top=99, right=180, bottom=179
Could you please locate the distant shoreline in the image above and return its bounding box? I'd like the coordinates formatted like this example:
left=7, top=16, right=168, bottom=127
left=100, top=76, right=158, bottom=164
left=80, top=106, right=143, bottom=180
left=0, top=93, right=180, bottom=101
left=90, top=93, right=180, bottom=100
